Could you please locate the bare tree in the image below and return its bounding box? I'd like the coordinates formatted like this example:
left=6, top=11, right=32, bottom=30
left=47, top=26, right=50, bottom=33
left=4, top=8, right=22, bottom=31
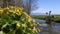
left=2, top=0, right=7, bottom=8
left=14, top=0, right=23, bottom=7
left=2, top=0, right=38, bottom=14
left=23, top=0, right=32, bottom=14
left=23, top=0, right=39, bottom=14
left=2, top=0, right=15, bottom=8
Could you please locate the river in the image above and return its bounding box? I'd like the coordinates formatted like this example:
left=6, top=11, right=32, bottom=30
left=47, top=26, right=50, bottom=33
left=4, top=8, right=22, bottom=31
left=34, top=19, right=60, bottom=34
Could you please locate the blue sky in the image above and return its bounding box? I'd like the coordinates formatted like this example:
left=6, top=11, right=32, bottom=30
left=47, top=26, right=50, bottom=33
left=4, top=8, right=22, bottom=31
left=32, top=0, right=60, bottom=14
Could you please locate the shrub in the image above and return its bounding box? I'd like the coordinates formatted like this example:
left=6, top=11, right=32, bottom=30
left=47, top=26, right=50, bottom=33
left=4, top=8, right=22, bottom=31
left=0, top=6, right=40, bottom=34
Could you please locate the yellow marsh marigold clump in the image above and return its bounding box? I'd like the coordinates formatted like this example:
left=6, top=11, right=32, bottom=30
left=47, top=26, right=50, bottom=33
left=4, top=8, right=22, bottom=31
left=0, top=6, right=41, bottom=34
left=16, top=23, right=21, bottom=27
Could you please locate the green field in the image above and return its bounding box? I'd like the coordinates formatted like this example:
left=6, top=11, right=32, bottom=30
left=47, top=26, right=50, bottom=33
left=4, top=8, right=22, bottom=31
left=31, top=15, right=60, bottom=23
left=53, top=15, right=60, bottom=22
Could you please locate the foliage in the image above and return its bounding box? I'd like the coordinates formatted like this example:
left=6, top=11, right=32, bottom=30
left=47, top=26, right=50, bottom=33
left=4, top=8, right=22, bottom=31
left=0, top=6, right=40, bottom=34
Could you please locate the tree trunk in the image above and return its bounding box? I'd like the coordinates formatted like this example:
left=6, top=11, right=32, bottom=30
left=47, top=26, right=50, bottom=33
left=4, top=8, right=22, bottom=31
left=3, top=0, right=7, bottom=8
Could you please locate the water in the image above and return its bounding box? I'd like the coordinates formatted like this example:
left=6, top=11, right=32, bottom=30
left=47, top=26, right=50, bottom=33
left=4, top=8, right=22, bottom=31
left=34, top=18, right=60, bottom=34
left=34, top=18, right=60, bottom=27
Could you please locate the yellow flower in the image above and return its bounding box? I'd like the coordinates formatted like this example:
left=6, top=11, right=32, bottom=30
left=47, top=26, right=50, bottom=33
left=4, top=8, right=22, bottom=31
left=14, top=9, right=22, bottom=16
left=0, top=10, right=3, bottom=13
left=9, top=10, right=13, bottom=12
left=33, top=20, right=35, bottom=22
left=37, top=29, right=41, bottom=32
left=28, top=28, right=31, bottom=30
left=21, top=24, right=26, bottom=27
left=28, top=27, right=36, bottom=33
left=19, top=12, right=21, bottom=15
left=27, top=18, right=32, bottom=23
left=16, top=9, right=19, bottom=12
left=15, top=12, right=21, bottom=16
left=0, top=8, right=3, bottom=11
left=3, top=8, right=7, bottom=10
left=16, top=23, right=21, bottom=27
left=13, top=11, right=16, bottom=13
left=31, top=27, right=36, bottom=33
left=6, top=12, right=9, bottom=14
left=36, top=30, right=38, bottom=33
left=31, top=20, right=35, bottom=23
left=26, top=16, right=31, bottom=19
left=23, top=12, right=28, bottom=16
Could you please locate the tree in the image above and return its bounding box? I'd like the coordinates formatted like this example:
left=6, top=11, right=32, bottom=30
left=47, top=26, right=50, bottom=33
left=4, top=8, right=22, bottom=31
left=3, top=0, right=7, bottom=8
left=2, top=0, right=38, bottom=14
left=23, top=0, right=31, bottom=14
left=2, top=0, right=15, bottom=8
left=13, top=0, right=23, bottom=7
left=23, top=0, right=39, bottom=14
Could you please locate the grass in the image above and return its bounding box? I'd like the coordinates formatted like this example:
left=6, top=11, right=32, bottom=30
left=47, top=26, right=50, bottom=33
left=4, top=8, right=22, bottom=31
left=31, top=15, right=60, bottom=23
left=53, top=15, right=60, bottom=22
left=31, top=15, right=45, bottom=20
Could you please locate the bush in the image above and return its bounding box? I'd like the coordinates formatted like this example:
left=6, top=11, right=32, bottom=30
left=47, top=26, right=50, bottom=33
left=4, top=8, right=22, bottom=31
left=0, top=6, right=40, bottom=34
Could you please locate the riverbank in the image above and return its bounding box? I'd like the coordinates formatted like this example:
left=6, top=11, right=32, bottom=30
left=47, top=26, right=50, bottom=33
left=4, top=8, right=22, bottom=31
left=31, top=15, right=60, bottom=23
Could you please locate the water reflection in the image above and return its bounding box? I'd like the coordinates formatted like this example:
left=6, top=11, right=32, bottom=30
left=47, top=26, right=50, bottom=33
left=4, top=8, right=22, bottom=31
left=34, top=19, right=60, bottom=34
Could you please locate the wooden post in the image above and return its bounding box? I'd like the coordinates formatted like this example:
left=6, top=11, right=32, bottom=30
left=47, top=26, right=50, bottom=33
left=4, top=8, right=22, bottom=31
left=45, top=11, right=52, bottom=34
left=45, top=11, right=52, bottom=25
left=48, top=11, right=51, bottom=26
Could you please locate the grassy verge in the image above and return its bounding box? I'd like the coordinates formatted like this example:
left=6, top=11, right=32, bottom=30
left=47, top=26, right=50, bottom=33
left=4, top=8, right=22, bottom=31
left=31, top=15, right=45, bottom=20
left=53, top=15, right=60, bottom=23
left=31, top=15, right=60, bottom=23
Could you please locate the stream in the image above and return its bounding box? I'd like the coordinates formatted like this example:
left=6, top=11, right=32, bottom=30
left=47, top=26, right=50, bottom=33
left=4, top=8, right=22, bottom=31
left=34, top=19, right=60, bottom=34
